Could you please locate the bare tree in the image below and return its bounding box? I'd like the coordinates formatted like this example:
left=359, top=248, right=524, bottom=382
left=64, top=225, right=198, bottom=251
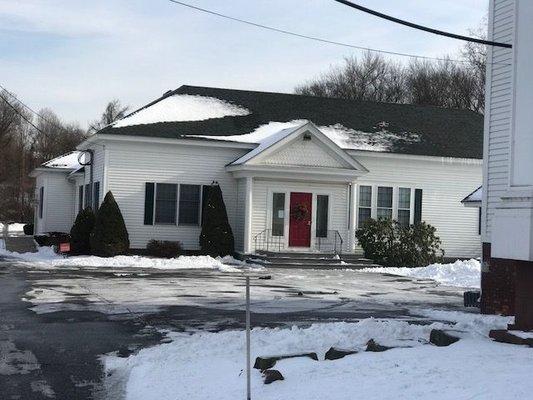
left=295, top=52, right=407, bottom=103
left=88, top=99, right=129, bottom=133
left=295, top=19, right=488, bottom=113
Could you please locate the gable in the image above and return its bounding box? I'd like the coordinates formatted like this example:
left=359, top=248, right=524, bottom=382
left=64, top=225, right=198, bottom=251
left=259, top=136, right=350, bottom=168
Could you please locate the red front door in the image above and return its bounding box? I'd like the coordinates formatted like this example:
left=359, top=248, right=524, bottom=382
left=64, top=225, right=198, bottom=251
left=289, top=192, right=312, bottom=247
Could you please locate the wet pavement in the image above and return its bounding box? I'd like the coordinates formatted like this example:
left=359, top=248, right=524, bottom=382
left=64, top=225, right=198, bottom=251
left=0, top=256, right=472, bottom=399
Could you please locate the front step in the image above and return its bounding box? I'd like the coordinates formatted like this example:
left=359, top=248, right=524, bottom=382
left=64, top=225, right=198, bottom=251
left=249, top=250, right=380, bottom=270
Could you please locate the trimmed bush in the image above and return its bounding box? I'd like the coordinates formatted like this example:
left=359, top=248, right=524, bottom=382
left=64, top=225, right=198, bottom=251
left=90, top=191, right=129, bottom=257
left=23, top=224, right=34, bottom=235
left=199, top=183, right=234, bottom=256
left=146, top=240, right=183, bottom=258
left=355, top=218, right=443, bottom=268
left=70, top=208, right=95, bottom=255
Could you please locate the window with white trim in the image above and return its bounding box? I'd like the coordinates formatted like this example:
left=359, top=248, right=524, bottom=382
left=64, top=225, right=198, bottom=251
left=271, top=192, right=285, bottom=236
left=358, top=185, right=372, bottom=228
left=377, top=186, right=393, bottom=219
left=178, top=184, right=201, bottom=225
left=155, top=183, right=177, bottom=224
left=397, top=187, right=411, bottom=227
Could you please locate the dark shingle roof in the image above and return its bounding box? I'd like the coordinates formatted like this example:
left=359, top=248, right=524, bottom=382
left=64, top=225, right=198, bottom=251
left=99, top=85, right=483, bottom=159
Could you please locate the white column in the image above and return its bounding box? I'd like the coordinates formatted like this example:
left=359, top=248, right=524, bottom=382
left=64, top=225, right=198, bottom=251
left=243, top=177, right=253, bottom=254
left=348, top=181, right=357, bottom=252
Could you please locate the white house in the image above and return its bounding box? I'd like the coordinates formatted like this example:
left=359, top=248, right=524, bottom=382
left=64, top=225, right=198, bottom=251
left=481, top=0, right=533, bottom=329
left=31, top=86, right=483, bottom=258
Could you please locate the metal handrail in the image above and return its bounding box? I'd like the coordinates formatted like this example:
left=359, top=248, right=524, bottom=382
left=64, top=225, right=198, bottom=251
left=253, top=229, right=284, bottom=253
left=315, top=230, right=343, bottom=255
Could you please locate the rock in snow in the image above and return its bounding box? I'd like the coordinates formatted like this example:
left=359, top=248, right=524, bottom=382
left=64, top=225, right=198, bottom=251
left=365, top=339, right=392, bottom=352
left=429, top=329, right=461, bottom=347
left=262, top=369, right=284, bottom=384
left=254, top=353, right=319, bottom=370
left=324, top=347, right=358, bottom=360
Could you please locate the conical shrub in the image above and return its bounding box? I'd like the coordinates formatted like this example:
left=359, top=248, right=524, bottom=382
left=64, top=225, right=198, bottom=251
left=90, top=191, right=129, bottom=257
left=70, top=207, right=95, bottom=255
left=199, top=183, right=234, bottom=256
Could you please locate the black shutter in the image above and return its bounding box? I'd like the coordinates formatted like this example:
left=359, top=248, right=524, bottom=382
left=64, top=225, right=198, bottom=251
left=414, top=189, right=423, bottom=224
left=39, top=187, right=44, bottom=219
left=144, top=182, right=155, bottom=225
left=78, top=185, right=84, bottom=212
left=93, top=182, right=100, bottom=211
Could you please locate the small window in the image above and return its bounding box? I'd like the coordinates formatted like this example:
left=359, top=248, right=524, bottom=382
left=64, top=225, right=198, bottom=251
left=358, top=185, right=372, bottom=228
left=78, top=185, right=84, bottom=212
left=397, top=187, right=411, bottom=227
left=155, top=183, right=177, bottom=224
left=93, top=182, right=100, bottom=211
left=271, top=193, right=285, bottom=236
left=316, top=195, right=329, bottom=238
left=179, top=184, right=201, bottom=225
left=377, top=186, right=393, bottom=219
left=39, top=187, right=44, bottom=219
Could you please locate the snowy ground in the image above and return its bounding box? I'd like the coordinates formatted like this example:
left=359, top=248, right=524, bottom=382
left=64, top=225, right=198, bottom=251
left=362, top=259, right=481, bottom=289
left=104, top=311, right=531, bottom=400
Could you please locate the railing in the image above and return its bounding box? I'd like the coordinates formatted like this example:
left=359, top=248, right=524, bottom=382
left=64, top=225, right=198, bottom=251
left=253, top=229, right=285, bottom=253
left=315, top=230, right=344, bottom=255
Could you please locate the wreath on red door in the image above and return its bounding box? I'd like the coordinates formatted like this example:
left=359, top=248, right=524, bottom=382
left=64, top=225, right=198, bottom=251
left=291, top=202, right=310, bottom=221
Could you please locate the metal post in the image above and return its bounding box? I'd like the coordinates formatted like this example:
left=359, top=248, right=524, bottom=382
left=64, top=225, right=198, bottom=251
left=246, top=276, right=251, bottom=400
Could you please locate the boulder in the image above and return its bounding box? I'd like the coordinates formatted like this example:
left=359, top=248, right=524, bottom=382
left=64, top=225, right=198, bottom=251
left=254, top=352, right=318, bottom=370
left=365, top=339, right=392, bottom=352
left=324, top=347, right=358, bottom=360
left=489, top=329, right=533, bottom=347
left=262, top=369, right=284, bottom=384
left=430, top=329, right=460, bottom=347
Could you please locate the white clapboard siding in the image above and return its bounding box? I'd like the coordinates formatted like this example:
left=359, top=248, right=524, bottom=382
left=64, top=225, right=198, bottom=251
left=483, top=0, right=514, bottom=242
left=104, top=141, right=247, bottom=249
left=34, top=172, right=76, bottom=234
left=353, top=153, right=482, bottom=258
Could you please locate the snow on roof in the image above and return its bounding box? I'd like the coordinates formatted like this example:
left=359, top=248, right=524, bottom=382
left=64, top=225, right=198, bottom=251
left=113, top=94, right=250, bottom=127
left=461, top=186, right=482, bottom=203
left=42, top=151, right=85, bottom=170
left=187, top=119, right=420, bottom=153
left=230, top=123, right=305, bottom=165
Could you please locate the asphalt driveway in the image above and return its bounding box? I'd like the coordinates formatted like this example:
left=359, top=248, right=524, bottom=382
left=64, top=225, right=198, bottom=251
left=0, top=256, right=472, bottom=399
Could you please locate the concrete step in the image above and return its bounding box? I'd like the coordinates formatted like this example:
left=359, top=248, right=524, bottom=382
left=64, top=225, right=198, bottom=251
left=4, top=236, right=37, bottom=253
left=265, top=263, right=381, bottom=270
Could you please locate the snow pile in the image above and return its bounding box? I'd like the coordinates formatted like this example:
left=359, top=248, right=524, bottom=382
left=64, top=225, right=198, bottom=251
left=361, top=259, right=481, bottom=288
left=189, top=120, right=420, bottom=153
left=0, top=246, right=259, bottom=272
left=114, top=95, right=250, bottom=127
left=104, top=313, right=530, bottom=400
left=42, top=151, right=84, bottom=169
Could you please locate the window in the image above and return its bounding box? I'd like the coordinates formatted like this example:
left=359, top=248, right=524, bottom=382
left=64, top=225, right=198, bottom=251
left=93, top=182, right=100, bottom=211
left=84, top=184, right=91, bottom=210
left=316, top=195, right=329, bottom=238
left=271, top=193, right=285, bottom=236
left=155, top=183, right=177, bottom=224
left=358, top=185, right=372, bottom=228
left=397, top=187, right=411, bottom=227
left=377, top=186, right=393, bottom=219
left=78, top=185, right=84, bottom=212
left=179, top=184, right=201, bottom=225
left=38, top=187, right=44, bottom=219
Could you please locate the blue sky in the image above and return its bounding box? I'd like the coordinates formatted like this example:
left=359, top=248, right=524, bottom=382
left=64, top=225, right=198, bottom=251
left=0, top=0, right=487, bottom=127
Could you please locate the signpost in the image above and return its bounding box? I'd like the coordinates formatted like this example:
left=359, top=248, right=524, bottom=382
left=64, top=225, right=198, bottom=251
left=245, top=276, right=251, bottom=400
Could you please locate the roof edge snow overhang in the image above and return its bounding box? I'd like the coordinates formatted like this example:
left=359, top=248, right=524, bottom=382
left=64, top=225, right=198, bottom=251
left=29, top=167, right=77, bottom=178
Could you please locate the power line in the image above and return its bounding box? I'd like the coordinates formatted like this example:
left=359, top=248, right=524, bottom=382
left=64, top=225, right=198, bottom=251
left=0, top=83, right=65, bottom=132
left=0, top=92, right=47, bottom=136
left=166, top=0, right=476, bottom=64
left=333, top=0, right=511, bottom=49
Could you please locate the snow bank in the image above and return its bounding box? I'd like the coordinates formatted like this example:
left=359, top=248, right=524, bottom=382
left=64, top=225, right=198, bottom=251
left=0, top=246, right=260, bottom=272
left=114, top=95, right=250, bottom=127
left=104, top=314, right=529, bottom=400
left=361, top=259, right=481, bottom=288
